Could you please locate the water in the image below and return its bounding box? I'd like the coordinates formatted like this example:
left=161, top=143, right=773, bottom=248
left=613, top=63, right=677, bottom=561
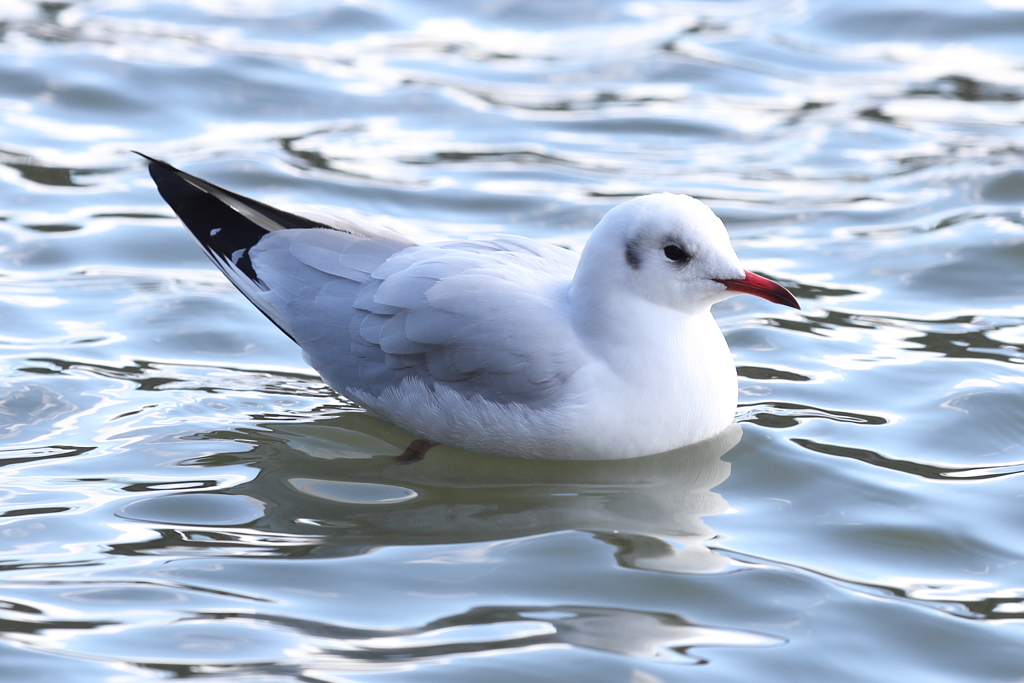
left=2, top=0, right=1024, bottom=680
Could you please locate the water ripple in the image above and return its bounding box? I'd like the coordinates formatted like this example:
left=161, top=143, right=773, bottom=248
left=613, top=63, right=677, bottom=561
left=4, top=0, right=1024, bottom=680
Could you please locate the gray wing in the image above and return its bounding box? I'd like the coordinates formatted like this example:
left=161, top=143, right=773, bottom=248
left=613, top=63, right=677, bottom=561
left=145, top=155, right=585, bottom=407
left=251, top=230, right=585, bottom=406
left=144, top=155, right=414, bottom=344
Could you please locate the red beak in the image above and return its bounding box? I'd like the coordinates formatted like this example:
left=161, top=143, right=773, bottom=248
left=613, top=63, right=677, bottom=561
left=715, top=270, right=800, bottom=309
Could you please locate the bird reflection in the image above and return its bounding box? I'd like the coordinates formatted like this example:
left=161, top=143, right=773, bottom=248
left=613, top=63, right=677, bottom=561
left=118, top=417, right=740, bottom=574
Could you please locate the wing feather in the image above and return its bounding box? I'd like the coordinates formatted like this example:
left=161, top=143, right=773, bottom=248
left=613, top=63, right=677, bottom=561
left=292, top=238, right=585, bottom=406
left=145, top=155, right=584, bottom=407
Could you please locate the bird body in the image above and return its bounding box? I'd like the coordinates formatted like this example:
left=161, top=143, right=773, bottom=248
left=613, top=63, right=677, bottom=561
left=144, top=156, right=797, bottom=459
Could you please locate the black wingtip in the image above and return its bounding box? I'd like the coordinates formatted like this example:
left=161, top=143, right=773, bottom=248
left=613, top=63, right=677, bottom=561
left=134, top=152, right=195, bottom=200
left=140, top=154, right=303, bottom=344
left=132, top=150, right=173, bottom=172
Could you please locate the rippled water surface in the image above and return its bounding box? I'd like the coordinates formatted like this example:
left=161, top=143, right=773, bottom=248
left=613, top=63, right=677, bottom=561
left=3, top=0, right=1024, bottom=680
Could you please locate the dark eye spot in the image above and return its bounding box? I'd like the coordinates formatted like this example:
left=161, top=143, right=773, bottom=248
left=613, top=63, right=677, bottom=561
left=663, top=244, right=691, bottom=263
left=625, top=239, right=642, bottom=270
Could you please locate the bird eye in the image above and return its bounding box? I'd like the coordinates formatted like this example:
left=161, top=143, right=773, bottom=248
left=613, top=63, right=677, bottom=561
left=663, top=244, right=690, bottom=263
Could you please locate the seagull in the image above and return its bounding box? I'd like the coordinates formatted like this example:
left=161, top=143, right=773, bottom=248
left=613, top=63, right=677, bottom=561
left=141, top=155, right=798, bottom=460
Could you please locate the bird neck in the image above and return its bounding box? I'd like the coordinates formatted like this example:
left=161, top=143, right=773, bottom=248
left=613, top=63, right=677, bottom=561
left=568, top=275, right=714, bottom=364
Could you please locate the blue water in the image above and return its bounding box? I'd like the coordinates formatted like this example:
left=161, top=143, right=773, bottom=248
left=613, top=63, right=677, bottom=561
left=2, top=0, right=1024, bottom=680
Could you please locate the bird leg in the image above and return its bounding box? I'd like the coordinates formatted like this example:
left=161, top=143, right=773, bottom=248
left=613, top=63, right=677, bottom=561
left=394, top=438, right=437, bottom=464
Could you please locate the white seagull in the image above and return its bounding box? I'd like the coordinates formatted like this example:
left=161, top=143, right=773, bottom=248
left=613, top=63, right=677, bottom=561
left=142, top=155, right=798, bottom=461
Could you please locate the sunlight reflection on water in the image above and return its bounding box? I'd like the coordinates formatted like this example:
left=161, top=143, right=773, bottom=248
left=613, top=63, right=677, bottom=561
left=2, top=0, right=1024, bottom=680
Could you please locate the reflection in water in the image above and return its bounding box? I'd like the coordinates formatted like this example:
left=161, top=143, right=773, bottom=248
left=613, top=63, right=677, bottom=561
left=5, top=0, right=1024, bottom=678
left=17, top=597, right=782, bottom=671
left=0, top=382, right=79, bottom=439
left=793, top=437, right=1024, bottom=481
left=114, top=420, right=741, bottom=575
left=4, top=415, right=756, bottom=672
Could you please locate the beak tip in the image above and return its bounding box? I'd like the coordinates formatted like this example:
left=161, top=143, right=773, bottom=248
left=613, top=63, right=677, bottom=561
left=717, top=270, right=801, bottom=310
